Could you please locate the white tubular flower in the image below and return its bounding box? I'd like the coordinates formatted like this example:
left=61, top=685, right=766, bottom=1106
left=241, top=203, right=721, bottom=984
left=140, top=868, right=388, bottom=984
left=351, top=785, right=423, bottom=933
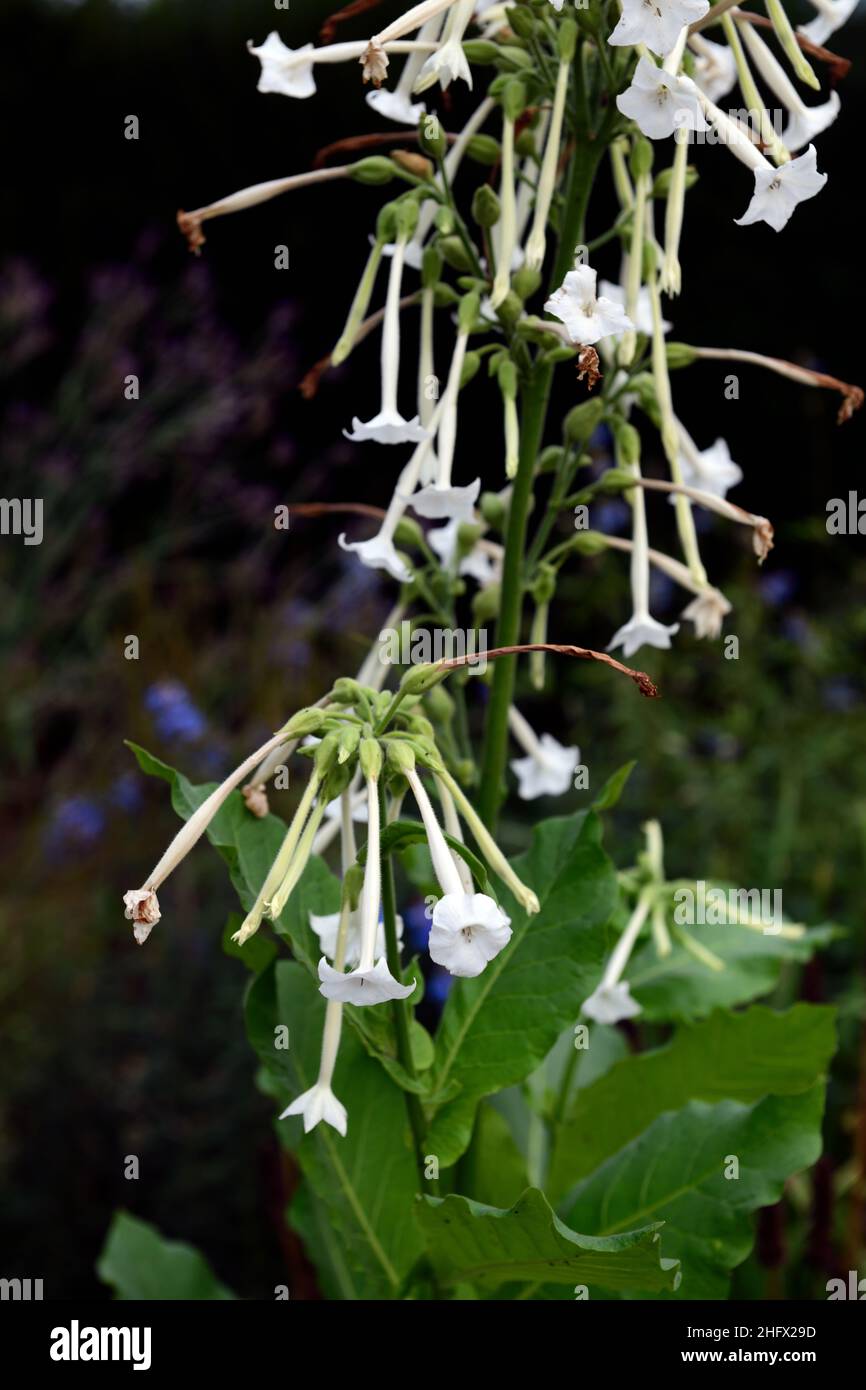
left=735, top=144, right=827, bottom=231
left=408, top=305, right=481, bottom=522
left=123, top=727, right=291, bottom=943
left=338, top=530, right=414, bottom=583
left=608, top=0, right=709, bottom=59
left=545, top=264, right=634, bottom=345
left=310, top=910, right=402, bottom=967
left=367, top=13, right=443, bottom=123
left=414, top=0, right=475, bottom=92
left=434, top=773, right=475, bottom=893
left=318, top=766, right=415, bottom=1005
left=438, top=768, right=541, bottom=915
left=524, top=50, right=571, bottom=270
left=616, top=56, right=708, bottom=140
left=581, top=891, right=652, bottom=1024
left=607, top=463, right=680, bottom=659
left=675, top=426, right=743, bottom=500
left=405, top=766, right=512, bottom=977
left=799, top=0, right=858, bottom=46
left=281, top=1074, right=347, bottom=1136
left=345, top=228, right=429, bottom=444
left=738, top=19, right=840, bottom=153
left=429, top=518, right=497, bottom=583
left=508, top=705, right=580, bottom=800
left=688, top=34, right=737, bottom=103
left=178, top=166, right=350, bottom=253
left=490, top=104, right=517, bottom=309
left=659, top=133, right=689, bottom=296
left=599, top=279, right=670, bottom=338
left=248, top=33, right=316, bottom=98
left=681, top=588, right=732, bottom=638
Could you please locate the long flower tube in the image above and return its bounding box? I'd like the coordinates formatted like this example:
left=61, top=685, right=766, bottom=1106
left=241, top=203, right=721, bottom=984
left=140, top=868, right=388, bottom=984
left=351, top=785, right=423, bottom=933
left=524, top=23, right=575, bottom=271
left=232, top=769, right=323, bottom=945
left=178, top=165, right=352, bottom=253
left=489, top=99, right=518, bottom=309
left=737, top=16, right=840, bottom=152
left=581, top=889, right=654, bottom=1024
left=122, top=726, right=298, bottom=942
left=406, top=294, right=480, bottom=520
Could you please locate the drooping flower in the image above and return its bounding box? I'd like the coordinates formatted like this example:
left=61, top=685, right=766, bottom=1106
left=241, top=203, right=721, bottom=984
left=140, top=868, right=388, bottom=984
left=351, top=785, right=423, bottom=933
left=318, top=743, right=415, bottom=1005
left=608, top=0, right=710, bottom=60
left=616, top=56, right=708, bottom=141
left=508, top=705, right=580, bottom=800
left=544, top=264, right=634, bottom=346
left=338, top=531, right=414, bottom=583
left=607, top=611, right=680, bottom=659
left=310, top=908, right=403, bottom=967
left=688, top=34, right=737, bottom=103
left=676, top=430, right=742, bottom=500
left=681, top=588, right=732, bottom=639
left=581, top=891, right=652, bottom=1024
left=366, top=13, right=442, bottom=123
left=429, top=517, right=498, bottom=584
left=413, top=0, right=475, bottom=92
left=344, top=206, right=430, bottom=444
left=408, top=294, right=482, bottom=522
left=799, top=0, right=858, bottom=46
left=281, top=1078, right=347, bottom=1136
left=737, top=19, right=839, bottom=153
left=606, top=453, right=680, bottom=658
left=403, top=761, right=512, bottom=977
left=735, top=144, right=827, bottom=232
left=248, top=33, right=317, bottom=99
left=123, top=888, right=161, bottom=945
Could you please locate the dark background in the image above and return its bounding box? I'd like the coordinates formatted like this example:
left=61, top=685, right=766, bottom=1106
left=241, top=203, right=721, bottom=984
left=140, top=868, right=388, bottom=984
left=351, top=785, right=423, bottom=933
left=1, top=0, right=864, bottom=1299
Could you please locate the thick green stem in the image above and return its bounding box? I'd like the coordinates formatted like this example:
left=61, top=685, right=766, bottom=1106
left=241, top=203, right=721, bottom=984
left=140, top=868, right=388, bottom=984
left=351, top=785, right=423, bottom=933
left=476, top=136, right=605, bottom=831
left=379, top=784, right=430, bottom=1186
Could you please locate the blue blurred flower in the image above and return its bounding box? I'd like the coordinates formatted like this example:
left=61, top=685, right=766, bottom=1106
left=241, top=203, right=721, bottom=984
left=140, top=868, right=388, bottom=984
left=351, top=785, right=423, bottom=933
left=593, top=499, right=630, bottom=535
left=109, top=771, right=143, bottom=813
left=44, top=795, right=106, bottom=856
left=759, top=570, right=797, bottom=607
left=822, top=678, right=859, bottom=712
left=144, top=680, right=207, bottom=743
left=402, top=898, right=431, bottom=951
left=425, top=969, right=454, bottom=1006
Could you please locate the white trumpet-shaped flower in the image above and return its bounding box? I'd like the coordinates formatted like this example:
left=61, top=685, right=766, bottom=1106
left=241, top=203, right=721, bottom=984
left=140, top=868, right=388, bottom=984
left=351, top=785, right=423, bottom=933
left=281, top=1079, right=347, bottom=1135
left=508, top=705, right=580, bottom=800
left=607, top=462, right=680, bottom=659
left=310, top=909, right=403, bottom=967
left=681, top=587, right=732, bottom=639
left=429, top=518, right=498, bottom=583
left=616, top=57, right=708, bottom=140
left=318, top=765, right=415, bottom=1005
left=799, top=0, right=858, bottom=46
left=345, top=228, right=429, bottom=444
left=338, top=530, right=414, bottom=583
left=545, top=264, right=634, bottom=346
left=581, top=891, right=652, bottom=1024
left=735, top=144, right=827, bottom=232
left=405, top=765, right=512, bottom=977
left=608, top=0, right=709, bottom=60
left=408, top=304, right=481, bottom=522
left=737, top=19, right=839, bottom=153
left=675, top=427, right=742, bottom=501
left=248, top=33, right=317, bottom=99
left=366, top=12, right=441, bottom=123
left=430, top=893, right=513, bottom=976
left=413, top=0, right=475, bottom=92
left=689, top=34, right=737, bottom=103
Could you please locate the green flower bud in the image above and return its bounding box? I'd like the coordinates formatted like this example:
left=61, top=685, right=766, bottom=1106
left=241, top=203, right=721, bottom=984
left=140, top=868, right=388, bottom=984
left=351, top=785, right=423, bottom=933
left=612, top=419, right=641, bottom=468
left=394, top=199, right=420, bottom=241
left=499, top=45, right=534, bottom=71
left=439, top=235, right=475, bottom=272
left=479, top=491, right=506, bottom=529
left=329, top=677, right=366, bottom=705
left=458, top=290, right=481, bottom=335
left=465, top=133, right=502, bottom=165
left=505, top=6, right=536, bottom=40
left=571, top=530, right=609, bottom=556
left=394, top=515, right=426, bottom=549
left=387, top=737, right=416, bottom=775
left=460, top=350, right=482, bottom=388
left=630, top=137, right=654, bottom=180
left=472, top=183, right=501, bottom=228
left=421, top=244, right=443, bottom=290
left=424, top=684, right=455, bottom=723
left=632, top=373, right=662, bottom=428
left=434, top=204, right=455, bottom=235
left=359, top=737, right=383, bottom=782
left=456, top=521, right=484, bottom=553
left=337, top=724, right=361, bottom=764
left=418, top=112, right=447, bottom=161
left=375, top=203, right=398, bottom=242
left=497, top=357, right=518, bottom=400
left=537, top=445, right=565, bottom=475
left=512, top=264, right=542, bottom=301
left=343, top=862, right=364, bottom=911
left=495, top=289, right=523, bottom=330
left=543, top=344, right=579, bottom=364
left=598, top=466, right=635, bottom=494
left=472, top=582, right=501, bottom=624
left=514, top=128, right=537, bottom=160
left=348, top=156, right=397, bottom=186
left=278, top=707, right=325, bottom=739
left=433, top=283, right=460, bottom=307
left=557, top=17, right=579, bottom=63
left=653, top=164, right=698, bottom=198
left=501, top=78, right=527, bottom=123
left=313, top=732, right=341, bottom=777
left=563, top=397, right=605, bottom=445
left=398, top=663, right=449, bottom=696
left=531, top=562, right=557, bottom=604
left=461, top=39, right=502, bottom=66
left=666, top=342, right=699, bottom=369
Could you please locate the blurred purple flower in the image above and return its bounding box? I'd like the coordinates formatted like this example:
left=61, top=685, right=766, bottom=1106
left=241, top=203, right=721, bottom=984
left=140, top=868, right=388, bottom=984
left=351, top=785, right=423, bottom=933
left=44, top=795, right=106, bottom=856
left=759, top=570, right=797, bottom=607
left=144, top=680, right=207, bottom=743
left=593, top=499, right=630, bottom=535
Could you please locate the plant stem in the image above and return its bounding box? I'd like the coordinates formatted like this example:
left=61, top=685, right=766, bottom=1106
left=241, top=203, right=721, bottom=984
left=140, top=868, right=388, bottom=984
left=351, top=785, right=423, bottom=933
left=378, top=784, right=430, bottom=1186
left=476, top=135, right=606, bottom=831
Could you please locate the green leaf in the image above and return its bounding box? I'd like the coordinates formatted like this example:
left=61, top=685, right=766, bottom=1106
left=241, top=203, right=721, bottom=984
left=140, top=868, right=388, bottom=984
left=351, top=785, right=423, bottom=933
left=424, top=811, right=617, bottom=1167
left=417, top=1188, right=680, bottom=1292
left=222, top=914, right=277, bottom=974
left=287, top=1185, right=361, bottom=1301
left=456, top=1103, right=529, bottom=1209
left=565, top=1083, right=826, bottom=1299
left=627, top=920, right=836, bottom=1021
left=97, top=1212, right=236, bottom=1300
left=548, top=1004, right=836, bottom=1203
left=592, top=760, right=636, bottom=811
left=246, top=960, right=423, bottom=1298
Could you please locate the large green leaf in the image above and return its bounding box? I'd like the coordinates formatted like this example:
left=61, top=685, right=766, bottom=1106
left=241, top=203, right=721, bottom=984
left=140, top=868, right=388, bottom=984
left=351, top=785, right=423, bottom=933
left=417, top=1188, right=680, bottom=1292
left=246, top=960, right=423, bottom=1298
left=548, top=1004, right=836, bottom=1203
left=455, top=1103, right=529, bottom=1209
left=425, top=811, right=616, bottom=1167
left=97, top=1212, right=235, bottom=1300
left=566, top=1083, right=826, bottom=1299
